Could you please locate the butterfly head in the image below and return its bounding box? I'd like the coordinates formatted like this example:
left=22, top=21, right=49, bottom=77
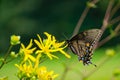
left=66, top=40, right=73, bottom=47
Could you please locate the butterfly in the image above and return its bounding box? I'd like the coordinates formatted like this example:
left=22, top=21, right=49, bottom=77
left=67, top=29, right=102, bottom=66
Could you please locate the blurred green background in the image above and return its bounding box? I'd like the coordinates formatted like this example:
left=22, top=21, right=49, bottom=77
left=0, top=0, right=120, bottom=80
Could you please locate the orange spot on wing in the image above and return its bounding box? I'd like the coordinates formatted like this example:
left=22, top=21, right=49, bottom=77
left=86, top=43, right=90, bottom=47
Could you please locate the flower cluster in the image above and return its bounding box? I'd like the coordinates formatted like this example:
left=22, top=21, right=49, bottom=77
left=15, top=32, right=70, bottom=80
left=34, top=32, right=71, bottom=59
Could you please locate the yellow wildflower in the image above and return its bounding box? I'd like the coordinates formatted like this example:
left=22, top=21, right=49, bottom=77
left=20, top=39, right=36, bottom=62
left=34, top=32, right=71, bottom=60
left=36, top=66, right=58, bottom=80
left=52, top=36, right=71, bottom=58
left=15, top=62, right=34, bottom=78
left=34, top=53, right=42, bottom=69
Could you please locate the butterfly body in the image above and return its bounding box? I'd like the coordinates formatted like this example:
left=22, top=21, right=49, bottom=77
left=67, top=29, right=102, bottom=66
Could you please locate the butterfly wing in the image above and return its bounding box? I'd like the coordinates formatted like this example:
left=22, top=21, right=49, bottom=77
left=82, top=29, right=102, bottom=52
left=67, top=29, right=102, bottom=65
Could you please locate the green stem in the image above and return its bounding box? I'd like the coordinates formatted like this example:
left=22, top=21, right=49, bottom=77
left=110, top=1, right=120, bottom=19
left=72, top=6, right=90, bottom=37
left=98, top=35, right=112, bottom=48
left=60, top=64, right=70, bottom=80
left=0, top=45, right=13, bottom=69
left=98, top=23, right=120, bottom=48
left=72, top=0, right=99, bottom=38
left=101, top=0, right=114, bottom=32
left=110, top=16, right=120, bottom=25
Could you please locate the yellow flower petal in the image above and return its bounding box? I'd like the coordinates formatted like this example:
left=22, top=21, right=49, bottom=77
left=36, top=50, right=43, bottom=54
left=59, top=49, right=71, bottom=58
left=34, top=54, right=41, bottom=69
left=34, top=39, right=43, bottom=49
left=37, top=66, right=58, bottom=80
left=37, top=34, right=44, bottom=48
left=46, top=52, right=59, bottom=60
left=26, top=39, right=33, bottom=49
left=44, top=32, right=52, bottom=47
left=28, top=55, right=36, bottom=62
left=21, top=43, right=25, bottom=49
left=20, top=40, right=36, bottom=62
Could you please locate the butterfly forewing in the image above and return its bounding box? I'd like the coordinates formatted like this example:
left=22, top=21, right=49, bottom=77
left=67, top=29, right=102, bottom=66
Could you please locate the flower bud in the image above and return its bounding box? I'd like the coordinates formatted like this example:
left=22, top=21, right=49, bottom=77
left=10, top=51, right=18, bottom=58
left=113, top=68, right=120, bottom=77
left=87, top=2, right=97, bottom=8
left=10, top=35, right=20, bottom=45
left=31, top=76, right=37, bottom=80
left=106, top=49, right=115, bottom=57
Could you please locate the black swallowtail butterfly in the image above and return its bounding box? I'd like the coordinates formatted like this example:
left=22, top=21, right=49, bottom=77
left=67, top=29, right=102, bottom=66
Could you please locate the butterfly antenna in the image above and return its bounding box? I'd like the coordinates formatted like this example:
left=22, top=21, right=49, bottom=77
left=62, top=33, right=69, bottom=40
